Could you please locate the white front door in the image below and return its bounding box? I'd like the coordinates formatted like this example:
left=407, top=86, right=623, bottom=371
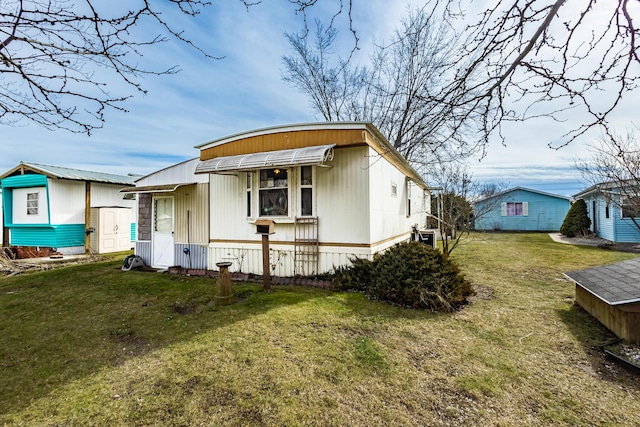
left=152, top=197, right=174, bottom=268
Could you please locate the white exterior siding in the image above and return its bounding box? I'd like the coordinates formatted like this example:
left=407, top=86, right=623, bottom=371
left=173, top=184, right=209, bottom=244
left=91, top=182, right=136, bottom=209
left=12, top=187, right=50, bottom=224
left=367, top=147, right=427, bottom=246
left=136, top=158, right=207, bottom=187
left=315, top=146, right=370, bottom=244
left=47, top=179, right=84, bottom=224
left=131, top=159, right=209, bottom=268
left=46, top=180, right=135, bottom=225
left=208, top=243, right=376, bottom=276
left=209, top=173, right=247, bottom=241
left=206, top=145, right=428, bottom=275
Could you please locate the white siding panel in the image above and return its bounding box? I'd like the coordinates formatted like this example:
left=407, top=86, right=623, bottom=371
left=12, top=187, right=50, bottom=224
left=136, top=158, right=207, bottom=186
left=47, top=180, right=84, bottom=224
left=91, top=182, right=137, bottom=209
left=208, top=242, right=376, bottom=276
left=367, top=147, right=425, bottom=244
left=135, top=241, right=152, bottom=267
left=316, top=146, right=370, bottom=244
left=209, top=173, right=252, bottom=241
left=173, top=183, right=209, bottom=244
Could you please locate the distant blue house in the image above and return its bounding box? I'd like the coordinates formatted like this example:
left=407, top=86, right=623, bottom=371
left=573, top=182, right=640, bottom=243
left=473, top=187, right=571, bottom=231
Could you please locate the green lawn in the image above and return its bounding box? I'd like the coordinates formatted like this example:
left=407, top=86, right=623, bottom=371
left=1, top=233, right=639, bottom=426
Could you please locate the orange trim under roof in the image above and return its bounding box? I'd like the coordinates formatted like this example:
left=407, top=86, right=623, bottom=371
left=195, top=122, right=428, bottom=190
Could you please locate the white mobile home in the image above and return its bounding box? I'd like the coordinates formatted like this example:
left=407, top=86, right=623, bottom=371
left=0, top=162, right=137, bottom=256
left=120, top=158, right=210, bottom=270
left=194, top=122, right=430, bottom=276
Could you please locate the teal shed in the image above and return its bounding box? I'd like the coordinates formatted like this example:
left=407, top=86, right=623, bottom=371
left=1, top=162, right=138, bottom=256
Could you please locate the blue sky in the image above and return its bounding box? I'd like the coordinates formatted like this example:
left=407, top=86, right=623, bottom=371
left=1, top=1, right=635, bottom=197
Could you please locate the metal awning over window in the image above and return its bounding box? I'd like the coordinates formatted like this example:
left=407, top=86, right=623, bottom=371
left=119, top=183, right=196, bottom=194
left=195, top=144, right=335, bottom=174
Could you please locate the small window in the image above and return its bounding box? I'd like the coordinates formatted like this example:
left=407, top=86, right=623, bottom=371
left=605, top=204, right=610, bottom=219
left=300, top=166, right=313, bottom=216
left=406, top=180, right=412, bottom=217
left=507, top=202, right=523, bottom=216
left=26, top=192, right=39, bottom=215
left=246, top=172, right=252, bottom=217
left=154, top=198, right=173, bottom=233
left=391, top=182, right=397, bottom=197
left=621, top=196, right=640, bottom=218
left=503, top=202, right=528, bottom=216
left=259, top=168, right=289, bottom=216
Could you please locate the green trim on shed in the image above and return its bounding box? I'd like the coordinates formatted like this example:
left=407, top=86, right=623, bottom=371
left=1, top=174, right=51, bottom=226
left=8, top=224, right=85, bottom=248
left=1, top=174, right=48, bottom=189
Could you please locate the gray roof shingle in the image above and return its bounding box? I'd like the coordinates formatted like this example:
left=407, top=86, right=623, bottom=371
left=565, top=257, right=640, bottom=305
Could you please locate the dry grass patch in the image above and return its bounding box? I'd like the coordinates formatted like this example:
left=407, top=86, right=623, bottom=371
left=1, top=233, right=639, bottom=426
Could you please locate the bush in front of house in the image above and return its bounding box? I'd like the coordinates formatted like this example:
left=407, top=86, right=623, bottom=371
left=331, top=256, right=375, bottom=292
left=332, top=241, right=474, bottom=312
left=560, top=199, right=592, bottom=237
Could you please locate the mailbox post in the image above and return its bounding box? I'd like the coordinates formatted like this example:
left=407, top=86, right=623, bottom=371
left=254, top=219, right=275, bottom=292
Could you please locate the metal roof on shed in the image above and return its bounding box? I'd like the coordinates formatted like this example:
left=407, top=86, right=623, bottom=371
left=564, top=257, right=640, bottom=305
left=0, top=162, right=138, bottom=185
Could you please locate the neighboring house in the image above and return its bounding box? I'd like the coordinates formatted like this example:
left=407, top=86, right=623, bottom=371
left=473, top=187, right=571, bottom=231
left=192, top=122, right=430, bottom=277
left=0, top=162, right=138, bottom=256
left=119, top=158, right=210, bottom=270
left=573, top=182, right=640, bottom=243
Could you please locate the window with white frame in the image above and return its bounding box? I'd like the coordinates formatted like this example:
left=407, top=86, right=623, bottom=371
left=621, top=196, right=640, bottom=218
left=501, top=201, right=528, bottom=216
left=259, top=168, right=289, bottom=216
left=300, top=166, right=314, bottom=216
left=246, top=172, right=252, bottom=218
left=406, top=179, right=412, bottom=217
left=26, top=192, right=39, bottom=215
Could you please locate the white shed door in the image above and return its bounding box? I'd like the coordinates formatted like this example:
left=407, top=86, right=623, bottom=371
left=152, top=197, right=174, bottom=268
left=98, top=208, right=131, bottom=253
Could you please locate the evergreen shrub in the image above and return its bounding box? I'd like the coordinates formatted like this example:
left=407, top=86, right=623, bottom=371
left=332, top=241, right=474, bottom=312
left=331, top=256, right=375, bottom=292
left=560, top=199, right=591, bottom=237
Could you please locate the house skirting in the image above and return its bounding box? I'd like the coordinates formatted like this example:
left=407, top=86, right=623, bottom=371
left=207, top=232, right=412, bottom=276
left=134, top=241, right=208, bottom=270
